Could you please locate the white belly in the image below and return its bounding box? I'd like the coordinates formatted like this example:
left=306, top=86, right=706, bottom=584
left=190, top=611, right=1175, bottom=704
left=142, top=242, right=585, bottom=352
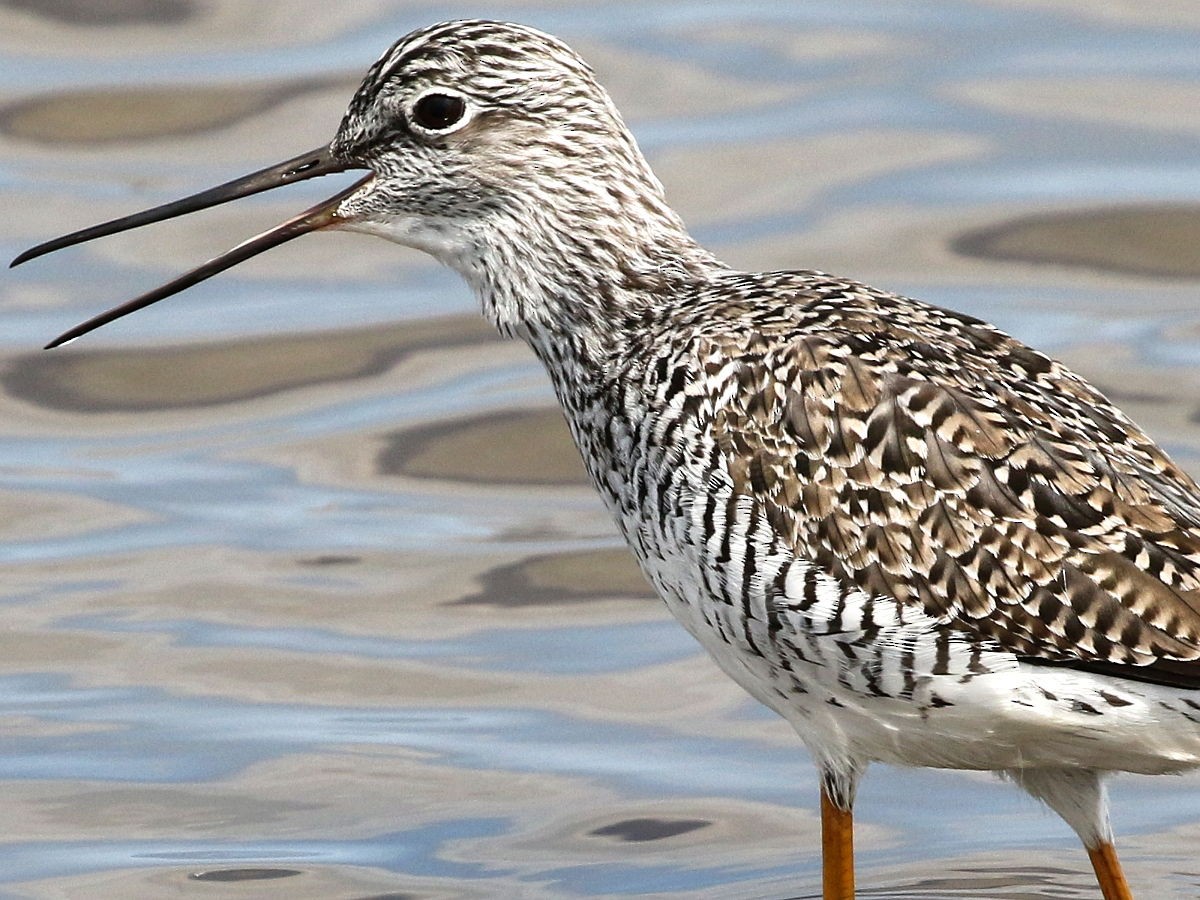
left=631, top=518, right=1200, bottom=779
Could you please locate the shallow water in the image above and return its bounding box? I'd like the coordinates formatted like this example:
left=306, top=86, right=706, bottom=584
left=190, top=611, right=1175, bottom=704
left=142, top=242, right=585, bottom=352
left=3, top=1, right=1200, bottom=897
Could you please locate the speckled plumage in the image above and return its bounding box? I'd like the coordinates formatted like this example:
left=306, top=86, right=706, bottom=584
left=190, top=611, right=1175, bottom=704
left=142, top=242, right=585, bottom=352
left=542, top=264, right=1200, bottom=818
left=18, top=19, right=1200, bottom=899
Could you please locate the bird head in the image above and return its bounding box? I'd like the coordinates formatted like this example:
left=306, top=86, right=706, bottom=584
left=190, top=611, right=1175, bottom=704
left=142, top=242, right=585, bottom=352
left=14, top=20, right=692, bottom=347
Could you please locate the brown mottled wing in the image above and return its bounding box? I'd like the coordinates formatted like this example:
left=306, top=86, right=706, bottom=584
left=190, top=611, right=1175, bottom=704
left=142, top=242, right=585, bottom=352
left=716, top=296, right=1200, bottom=687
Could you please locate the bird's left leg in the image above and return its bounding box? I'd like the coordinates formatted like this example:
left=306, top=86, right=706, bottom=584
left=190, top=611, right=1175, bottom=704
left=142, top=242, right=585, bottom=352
left=1086, top=841, right=1134, bottom=900
left=1007, top=767, right=1133, bottom=900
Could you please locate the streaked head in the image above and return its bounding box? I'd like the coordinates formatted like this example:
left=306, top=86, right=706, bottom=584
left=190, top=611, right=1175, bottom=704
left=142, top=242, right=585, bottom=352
left=330, top=20, right=665, bottom=264
left=13, top=20, right=696, bottom=347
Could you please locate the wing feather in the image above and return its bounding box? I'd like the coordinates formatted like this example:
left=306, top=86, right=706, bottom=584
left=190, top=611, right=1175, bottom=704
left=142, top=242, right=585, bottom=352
left=710, top=296, right=1200, bottom=687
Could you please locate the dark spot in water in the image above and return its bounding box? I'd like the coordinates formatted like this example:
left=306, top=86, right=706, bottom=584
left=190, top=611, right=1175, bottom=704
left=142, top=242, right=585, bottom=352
left=189, top=867, right=302, bottom=882
left=1098, top=690, right=1133, bottom=707
left=1071, top=699, right=1101, bottom=715
left=378, top=408, right=588, bottom=487
left=455, top=549, right=653, bottom=607
left=3, top=316, right=493, bottom=413
left=589, top=817, right=710, bottom=842
left=298, top=554, right=362, bottom=566
left=953, top=205, right=1200, bottom=279
left=0, top=77, right=352, bottom=145
left=2, top=0, right=194, bottom=26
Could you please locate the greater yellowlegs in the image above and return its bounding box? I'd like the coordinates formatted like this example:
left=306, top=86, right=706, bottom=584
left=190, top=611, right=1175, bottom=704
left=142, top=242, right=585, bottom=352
left=14, top=20, right=1200, bottom=900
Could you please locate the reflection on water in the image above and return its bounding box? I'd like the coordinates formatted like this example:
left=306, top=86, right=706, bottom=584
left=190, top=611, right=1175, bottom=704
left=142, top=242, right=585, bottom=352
left=955, top=206, right=1200, bottom=280
left=0, top=75, right=352, bottom=144
left=0, top=0, right=196, bottom=28
left=1, top=314, right=497, bottom=412
left=4, top=1, right=1200, bottom=897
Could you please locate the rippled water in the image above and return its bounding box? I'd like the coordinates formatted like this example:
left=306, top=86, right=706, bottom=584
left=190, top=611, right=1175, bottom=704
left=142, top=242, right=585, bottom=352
left=4, top=1, right=1200, bottom=897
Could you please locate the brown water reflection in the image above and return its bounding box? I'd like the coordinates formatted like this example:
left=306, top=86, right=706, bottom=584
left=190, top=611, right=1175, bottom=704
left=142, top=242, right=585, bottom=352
left=3, top=315, right=495, bottom=412
left=956, top=205, right=1200, bottom=279
left=1, top=0, right=196, bottom=28
left=381, top=408, right=589, bottom=487
left=1, top=76, right=353, bottom=144
left=5, top=2, right=1200, bottom=899
left=458, top=549, right=654, bottom=607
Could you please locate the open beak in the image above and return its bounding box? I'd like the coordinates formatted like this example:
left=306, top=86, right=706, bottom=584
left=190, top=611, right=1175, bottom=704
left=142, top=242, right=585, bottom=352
left=11, top=145, right=373, bottom=349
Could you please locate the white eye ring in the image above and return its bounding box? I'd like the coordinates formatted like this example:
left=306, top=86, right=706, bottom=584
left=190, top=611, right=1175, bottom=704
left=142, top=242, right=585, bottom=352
left=409, top=89, right=473, bottom=134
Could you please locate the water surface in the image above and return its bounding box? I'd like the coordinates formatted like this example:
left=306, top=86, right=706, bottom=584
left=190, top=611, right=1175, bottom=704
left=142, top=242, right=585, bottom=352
left=3, top=1, right=1200, bottom=897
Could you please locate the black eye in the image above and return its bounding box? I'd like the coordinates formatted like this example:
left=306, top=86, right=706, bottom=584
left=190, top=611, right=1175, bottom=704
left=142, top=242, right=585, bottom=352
left=412, top=93, right=467, bottom=131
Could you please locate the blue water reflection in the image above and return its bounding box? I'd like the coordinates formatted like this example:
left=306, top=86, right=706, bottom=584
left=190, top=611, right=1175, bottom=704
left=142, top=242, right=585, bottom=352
left=5, top=1, right=1200, bottom=896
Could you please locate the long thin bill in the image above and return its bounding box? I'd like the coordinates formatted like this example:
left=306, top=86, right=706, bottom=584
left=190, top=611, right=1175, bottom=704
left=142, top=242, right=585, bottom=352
left=12, top=146, right=349, bottom=268
left=43, top=172, right=373, bottom=349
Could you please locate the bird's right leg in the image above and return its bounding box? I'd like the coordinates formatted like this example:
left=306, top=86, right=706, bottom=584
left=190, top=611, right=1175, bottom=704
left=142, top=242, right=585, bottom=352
left=820, top=765, right=860, bottom=900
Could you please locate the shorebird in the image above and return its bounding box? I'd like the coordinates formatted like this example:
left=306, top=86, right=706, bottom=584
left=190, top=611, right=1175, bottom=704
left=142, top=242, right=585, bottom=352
left=11, top=20, right=1200, bottom=900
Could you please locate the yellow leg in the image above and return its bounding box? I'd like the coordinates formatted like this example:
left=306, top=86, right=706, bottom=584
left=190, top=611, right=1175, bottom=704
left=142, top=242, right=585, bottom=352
left=820, top=781, right=855, bottom=900
left=1087, top=841, right=1133, bottom=900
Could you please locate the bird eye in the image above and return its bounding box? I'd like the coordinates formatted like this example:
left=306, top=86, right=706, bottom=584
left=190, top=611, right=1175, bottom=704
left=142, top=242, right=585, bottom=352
left=412, top=93, right=467, bottom=132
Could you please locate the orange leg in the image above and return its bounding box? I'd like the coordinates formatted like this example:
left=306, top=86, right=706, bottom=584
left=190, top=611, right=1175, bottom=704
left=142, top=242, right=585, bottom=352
left=820, top=781, right=855, bottom=900
left=1087, top=841, right=1133, bottom=900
